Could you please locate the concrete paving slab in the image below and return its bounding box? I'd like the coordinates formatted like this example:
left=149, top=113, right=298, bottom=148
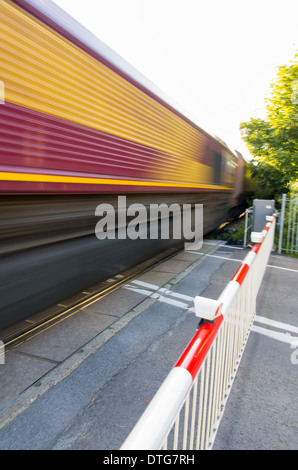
left=172, top=251, right=203, bottom=262
left=134, top=270, right=178, bottom=287
left=151, top=259, right=193, bottom=273
left=15, top=311, right=116, bottom=363
left=0, top=351, right=55, bottom=409
left=81, top=287, right=150, bottom=316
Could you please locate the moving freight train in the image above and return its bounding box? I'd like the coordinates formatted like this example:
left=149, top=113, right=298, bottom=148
left=0, top=0, right=251, bottom=330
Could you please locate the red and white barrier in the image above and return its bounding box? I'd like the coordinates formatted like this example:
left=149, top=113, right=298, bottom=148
left=121, top=214, right=277, bottom=450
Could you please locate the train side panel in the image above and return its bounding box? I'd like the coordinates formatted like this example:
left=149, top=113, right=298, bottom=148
left=1, top=0, right=236, bottom=194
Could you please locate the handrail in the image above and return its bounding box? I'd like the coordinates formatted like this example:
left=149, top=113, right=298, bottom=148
left=121, top=214, right=277, bottom=450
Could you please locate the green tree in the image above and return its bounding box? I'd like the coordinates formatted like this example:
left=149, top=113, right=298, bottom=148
left=240, top=53, right=298, bottom=199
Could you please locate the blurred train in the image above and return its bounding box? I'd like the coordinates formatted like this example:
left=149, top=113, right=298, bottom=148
left=0, top=0, right=252, bottom=330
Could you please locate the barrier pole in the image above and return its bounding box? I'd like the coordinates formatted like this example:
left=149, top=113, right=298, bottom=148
left=121, top=214, right=277, bottom=450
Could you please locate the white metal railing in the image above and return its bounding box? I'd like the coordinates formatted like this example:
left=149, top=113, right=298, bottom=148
left=121, top=214, right=277, bottom=450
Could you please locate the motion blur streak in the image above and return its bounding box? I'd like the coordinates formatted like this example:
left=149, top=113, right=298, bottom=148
left=0, top=0, right=253, bottom=330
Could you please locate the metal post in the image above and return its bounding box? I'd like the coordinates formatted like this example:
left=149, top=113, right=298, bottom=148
left=296, top=197, right=298, bottom=254
left=244, top=209, right=248, bottom=247
left=278, top=194, right=286, bottom=254
left=243, top=207, right=253, bottom=247
left=291, top=197, right=297, bottom=254
left=287, top=197, right=293, bottom=253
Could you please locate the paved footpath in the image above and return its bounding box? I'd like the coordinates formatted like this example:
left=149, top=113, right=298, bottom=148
left=0, top=241, right=297, bottom=450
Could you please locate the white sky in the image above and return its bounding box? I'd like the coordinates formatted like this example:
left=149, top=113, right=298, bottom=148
left=53, top=0, right=298, bottom=160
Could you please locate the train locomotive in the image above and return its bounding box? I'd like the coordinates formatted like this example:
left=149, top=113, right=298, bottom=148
left=0, top=0, right=249, bottom=330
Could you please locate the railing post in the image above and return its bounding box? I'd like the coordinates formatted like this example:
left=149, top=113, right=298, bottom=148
left=243, top=206, right=253, bottom=247
left=291, top=197, right=297, bottom=255
left=244, top=208, right=249, bottom=247
left=278, top=193, right=286, bottom=254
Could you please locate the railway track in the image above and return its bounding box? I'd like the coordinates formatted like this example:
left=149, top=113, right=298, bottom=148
left=0, top=246, right=183, bottom=353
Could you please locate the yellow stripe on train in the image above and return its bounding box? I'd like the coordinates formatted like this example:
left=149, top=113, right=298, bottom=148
left=0, top=172, right=232, bottom=190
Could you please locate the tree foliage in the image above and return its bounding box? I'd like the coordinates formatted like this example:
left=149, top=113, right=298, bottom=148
left=240, top=53, right=298, bottom=199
